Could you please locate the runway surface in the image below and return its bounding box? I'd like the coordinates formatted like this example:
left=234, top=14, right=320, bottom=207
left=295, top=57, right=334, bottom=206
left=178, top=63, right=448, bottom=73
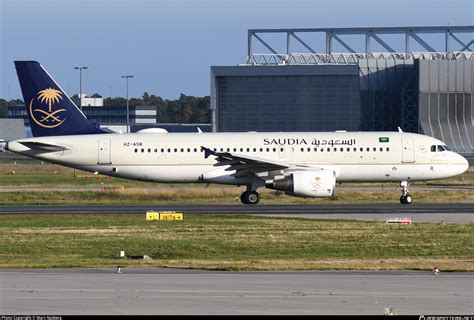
left=0, top=204, right=473, bottom=222
left=0, top=268, right=472, bottom=315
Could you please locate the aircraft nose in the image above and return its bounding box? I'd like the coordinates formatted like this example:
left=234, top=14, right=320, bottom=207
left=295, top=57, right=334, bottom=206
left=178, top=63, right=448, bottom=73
left=459, top=155, right=469, bottom=174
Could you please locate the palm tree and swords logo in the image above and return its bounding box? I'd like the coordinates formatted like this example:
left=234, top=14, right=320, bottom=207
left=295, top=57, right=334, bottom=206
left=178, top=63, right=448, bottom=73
left=29, top=88, right=67, bottom=128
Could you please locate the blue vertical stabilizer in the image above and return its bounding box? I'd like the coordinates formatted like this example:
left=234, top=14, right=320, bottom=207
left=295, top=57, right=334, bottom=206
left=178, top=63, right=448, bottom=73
left=14, top=61, right=108, bottom=137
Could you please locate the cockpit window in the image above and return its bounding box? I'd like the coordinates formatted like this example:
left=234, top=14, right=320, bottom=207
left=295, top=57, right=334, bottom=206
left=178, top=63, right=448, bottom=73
left=443, top=145, right=451, bottom=151
left=431, top=145, right=437, bottom=152
left=437, top=145, right=446, bottom=152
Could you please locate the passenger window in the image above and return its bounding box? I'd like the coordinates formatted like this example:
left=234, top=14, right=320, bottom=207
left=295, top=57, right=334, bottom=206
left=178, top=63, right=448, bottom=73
left=340, top=148, right=344, bottom=152
left=386, top=147, right=390, bottom=152
left=353, top=147, right=357, bottom=152
left=259, top=148, right=263, bottom=152
left=327, top=148, right=330, bottom=152
left=141, top=149, right=144, bottom=153
left=373, top=147, right=377, bottom=152
left=281, top=148, right=284, bottom=152
left=167, top=148, right=171, bottom=152
left=346, top=148, right=350, bottom=152
left=154, top=148, right=158, bottom=153
left=366, top=147, right=370, bottom=152
left=266, top=148, right=269, bottom=152
left=247, top=148, right=250, bottom=152
left=161, top=148, right=164, bottom=153
left=226, top=148, right=230, bottom=152
left=314, top=148, right=318, bottom=152
left=134, top=148, right=138, bottom=153
left=380, top=147, right=383, bottom=152
left=180, top=148, right=184, bottom=152
left=333, top=148, right=337, bottom=152
left=194, top=148, right=197, bottom=152
left=148, top=148, right=151, bottom=153
left=240, top=148, right=244, bottom=152
left=301, top=148, right=304, bottom=152
left=307, top=148, right=311, bottom=152
left=233, top=148, right=237, bottom=152
left=360, top=147, right=363, bottom=152
left=187, top=148, right=190, bottom=152
left=274, top=148, right=277, bottom=152
left=320, top=148, right=324, bottom=152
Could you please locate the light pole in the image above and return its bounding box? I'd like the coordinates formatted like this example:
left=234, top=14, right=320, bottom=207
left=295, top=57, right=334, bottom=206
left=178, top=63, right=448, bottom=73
left=74, top=66, right=88, bottom=110
left=121, top=75, right=134, bottom=133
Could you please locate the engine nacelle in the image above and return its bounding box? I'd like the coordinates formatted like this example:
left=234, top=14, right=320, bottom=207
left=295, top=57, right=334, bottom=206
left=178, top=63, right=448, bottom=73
left=267, top=170, right=336, bottom=198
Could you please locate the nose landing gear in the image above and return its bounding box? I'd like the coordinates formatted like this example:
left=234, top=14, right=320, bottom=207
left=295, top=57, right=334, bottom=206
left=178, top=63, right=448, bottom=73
left=399, top=181, right=413, bottom=204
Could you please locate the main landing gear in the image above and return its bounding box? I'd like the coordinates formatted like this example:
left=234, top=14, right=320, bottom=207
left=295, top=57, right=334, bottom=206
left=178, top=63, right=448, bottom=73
left=240, top=190, right=261, bottom=205
left=399, top=181, right=413, bottom=204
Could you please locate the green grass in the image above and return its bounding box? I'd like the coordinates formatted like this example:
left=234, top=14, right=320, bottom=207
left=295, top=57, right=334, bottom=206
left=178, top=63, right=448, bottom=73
left=0, top=214, right=472, bottom=271
left=0, top=189, right=473, bottom=205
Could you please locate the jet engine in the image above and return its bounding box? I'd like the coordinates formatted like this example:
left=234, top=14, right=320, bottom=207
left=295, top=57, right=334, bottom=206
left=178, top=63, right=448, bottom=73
left=267, top=170, right=336, bottom=198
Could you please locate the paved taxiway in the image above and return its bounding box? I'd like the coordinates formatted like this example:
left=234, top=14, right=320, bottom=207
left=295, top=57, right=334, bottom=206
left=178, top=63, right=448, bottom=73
left=0, top=204, right=472, bottom=222
left=0, top=268, right=472, bottom=315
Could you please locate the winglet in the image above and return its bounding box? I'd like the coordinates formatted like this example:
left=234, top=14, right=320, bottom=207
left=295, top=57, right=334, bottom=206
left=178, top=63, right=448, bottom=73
left=200, top=146, right=215, bottom=159
left=398, top=126, right=403, bottom=133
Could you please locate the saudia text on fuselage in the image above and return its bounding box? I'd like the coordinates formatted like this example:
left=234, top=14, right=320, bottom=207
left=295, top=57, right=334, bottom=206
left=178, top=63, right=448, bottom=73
left=263, top=138, right=356, bottom=147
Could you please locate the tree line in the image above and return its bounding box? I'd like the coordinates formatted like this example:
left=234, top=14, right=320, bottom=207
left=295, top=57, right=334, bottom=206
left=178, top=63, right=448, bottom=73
left=0, top=92, right=212, bottom=123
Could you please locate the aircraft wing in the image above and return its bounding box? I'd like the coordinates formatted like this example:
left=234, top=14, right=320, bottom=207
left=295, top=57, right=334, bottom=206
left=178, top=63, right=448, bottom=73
left=19, top=141, right=69, bottom=152
left=201, top=146, right=295, bottom=177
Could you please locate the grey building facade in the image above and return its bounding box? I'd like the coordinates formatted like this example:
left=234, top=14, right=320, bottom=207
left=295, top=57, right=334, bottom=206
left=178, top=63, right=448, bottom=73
left=211, top=26, right=474, bottom=155
left=211, top=65, right=360, bottom=132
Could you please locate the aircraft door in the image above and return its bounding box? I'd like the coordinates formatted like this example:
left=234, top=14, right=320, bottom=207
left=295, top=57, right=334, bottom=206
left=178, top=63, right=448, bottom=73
left=401, top=137, right=415, bottom=163
left=98, top=138, right=112, bottom=164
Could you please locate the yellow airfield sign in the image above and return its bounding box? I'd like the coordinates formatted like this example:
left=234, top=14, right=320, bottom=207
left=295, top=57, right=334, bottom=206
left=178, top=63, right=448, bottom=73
left=146, top=211, right=183, bottom=221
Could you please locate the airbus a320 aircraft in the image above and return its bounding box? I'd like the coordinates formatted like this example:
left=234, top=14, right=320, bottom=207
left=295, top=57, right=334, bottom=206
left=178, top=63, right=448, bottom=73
left=5, top=61, right=469, bottom=204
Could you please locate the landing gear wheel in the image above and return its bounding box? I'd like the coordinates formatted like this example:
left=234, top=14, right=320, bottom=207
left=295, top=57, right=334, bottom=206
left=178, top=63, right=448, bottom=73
left=400, top=194, right=413, bottom=204
left=240, top=191, right=260, bottom=205
left=399, top=181, right=413, bottom=205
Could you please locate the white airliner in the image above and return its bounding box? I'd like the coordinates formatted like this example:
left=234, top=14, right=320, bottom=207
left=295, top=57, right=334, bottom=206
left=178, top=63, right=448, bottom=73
left=5, top=61, right=469, bottom=205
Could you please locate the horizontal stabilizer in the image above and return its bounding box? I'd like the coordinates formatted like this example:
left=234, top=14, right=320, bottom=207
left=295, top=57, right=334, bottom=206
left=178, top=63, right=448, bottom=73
left=19, top=141, right=69, bottom=152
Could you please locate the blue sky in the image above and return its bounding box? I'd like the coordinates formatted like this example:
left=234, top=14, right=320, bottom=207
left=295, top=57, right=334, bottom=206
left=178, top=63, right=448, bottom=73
left=1, top=0, right=472, bottom=100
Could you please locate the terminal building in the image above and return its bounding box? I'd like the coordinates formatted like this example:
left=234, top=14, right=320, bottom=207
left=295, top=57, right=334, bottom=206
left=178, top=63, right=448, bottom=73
left=211, top=26, right=473, bottom=155
left=8, top=105, right=211, bottom=135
